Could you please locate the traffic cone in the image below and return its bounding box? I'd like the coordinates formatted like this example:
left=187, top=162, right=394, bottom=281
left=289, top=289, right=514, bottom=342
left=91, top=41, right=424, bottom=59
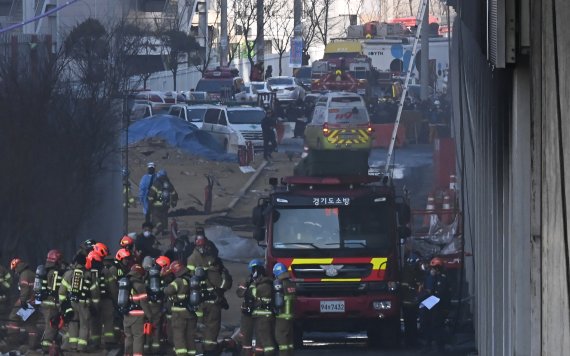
left=423, top=192, right=437, bottom=227
left=441, top=192, right=454, bottom=225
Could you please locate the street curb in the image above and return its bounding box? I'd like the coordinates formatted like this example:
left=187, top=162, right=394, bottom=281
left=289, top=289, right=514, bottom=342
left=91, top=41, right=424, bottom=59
left=220, top=160, right=269, bottom=216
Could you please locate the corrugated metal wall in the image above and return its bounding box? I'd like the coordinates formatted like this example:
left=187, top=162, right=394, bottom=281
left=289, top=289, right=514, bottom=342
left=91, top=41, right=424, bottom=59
left=532, top=0, right=570, bottom=353
left=451, top=0, right=570, bottom=354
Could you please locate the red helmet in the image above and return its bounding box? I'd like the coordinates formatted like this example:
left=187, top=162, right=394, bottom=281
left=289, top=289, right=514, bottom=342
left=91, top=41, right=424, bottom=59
left=93, top=243, right=109, bottom=258
left=430, top=257, right=444, bottom=267
left=115, top=248, right=132, bottom=261
left=46, top=249, right=63, bottom=264
left=85, top=251, right=102, bottom=270
left=155, top=256, right=171, bottom=269
left=130, top=264, right=145, bottom=276
left=120, top=235, right=134, bottom=248
left=10, top=258, right=22, bottom=271
left=169, top=261, right=184, bottom=276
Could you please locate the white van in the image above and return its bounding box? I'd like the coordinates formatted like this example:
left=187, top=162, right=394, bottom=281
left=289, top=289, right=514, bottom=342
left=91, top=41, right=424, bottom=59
left=304, top=92, right=372, bottom=151
left=201, top=106, right=265, bottom=153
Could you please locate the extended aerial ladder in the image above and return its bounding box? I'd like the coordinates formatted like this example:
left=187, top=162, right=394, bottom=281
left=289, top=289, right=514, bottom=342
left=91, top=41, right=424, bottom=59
left=384, top=0, right=429, bottom=175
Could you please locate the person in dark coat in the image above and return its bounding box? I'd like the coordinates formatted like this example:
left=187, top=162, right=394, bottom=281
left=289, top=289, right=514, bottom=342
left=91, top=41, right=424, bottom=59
left=265, top=65, right=273, bottom=79
left=135, top=222, right=161, bottom=259
left=419, top=257, right=451, bottom=352
left=261, top=107, right=278, bottom=161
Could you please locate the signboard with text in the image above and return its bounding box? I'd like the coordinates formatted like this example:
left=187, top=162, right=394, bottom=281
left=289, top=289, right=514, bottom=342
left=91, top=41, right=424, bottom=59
left=289, top=37, right=303, bottom=68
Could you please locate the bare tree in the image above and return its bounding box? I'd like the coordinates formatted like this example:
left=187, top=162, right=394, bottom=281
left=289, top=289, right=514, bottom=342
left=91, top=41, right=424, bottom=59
left=301, top=0, right=324, bottom=63
left=191, top=1, right=222, bottom=74
left=267, top=0, right=293, bottom=75
left=0, top=18, right=145, bottom=263
left=233, top=0, right=278, bottom=74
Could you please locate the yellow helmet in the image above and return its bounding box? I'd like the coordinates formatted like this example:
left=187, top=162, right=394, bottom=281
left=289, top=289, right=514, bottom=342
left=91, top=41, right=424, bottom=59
left=365, top=33, right=372, bottom=39
left=335, top=70, right=342, bottom=76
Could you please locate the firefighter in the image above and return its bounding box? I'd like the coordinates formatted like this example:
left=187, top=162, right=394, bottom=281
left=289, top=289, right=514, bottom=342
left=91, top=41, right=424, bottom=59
left=140, top=161, right=157, bottom=223
left=59, top=254, right=100, bottom=352
left=187, top=231, right=228, bottom=355
left=147, top=169, right=178, bottom=235
left=102, top=253, right=121, bottom=346
left=7, top=258, right=39, bottom=350
left=87, top=243, right=117, bottom=350
left=250, top=260, right=275, bottom=355
left=401, top=254, right=422, bottom=348
left=236, top=260, right=258, bottom=356
left=121, top=234, right=141, bottom=262
left=272, top=262, right=295, bottom=356
left=39, top=249, right=66, bottom=352
left=119, top=264, right=152, bottom=356
left=110, top=248, right=135, bottom=280
left=144, top=257, right=164, bottom=354
left=163, top=261, right=198, bottom=356
left=419, top=257, right=451, bottom=352
left=0, top=263, right=12, bottom=316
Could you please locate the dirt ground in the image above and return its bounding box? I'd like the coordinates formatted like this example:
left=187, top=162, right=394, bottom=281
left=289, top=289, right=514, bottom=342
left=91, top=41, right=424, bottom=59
left=126, top=138, right=299, bottom=333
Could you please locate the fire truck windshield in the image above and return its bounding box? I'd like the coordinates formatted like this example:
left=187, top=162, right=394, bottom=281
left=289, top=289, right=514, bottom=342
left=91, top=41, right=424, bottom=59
left=272, top=204, right=394, bottom=256
left=195, top=79, right=234, bottom=93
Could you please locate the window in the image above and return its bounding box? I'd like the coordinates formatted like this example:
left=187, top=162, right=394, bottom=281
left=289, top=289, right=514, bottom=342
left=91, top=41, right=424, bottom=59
left=267, top=78, right=294, bottom=86
left=204, top=109, right=221, bottom=124
left=186, top=108, right=207, bottom=123
left=169, top=107, right=182, bottom=117
left=227, top=109, right=265, bottom=124
left=218, top=112, right=228, bottom=126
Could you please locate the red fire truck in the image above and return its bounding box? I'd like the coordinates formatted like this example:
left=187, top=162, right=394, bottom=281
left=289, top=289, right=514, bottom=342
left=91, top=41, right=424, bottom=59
left=252, top=175, right=411, bottom=347
left=195, top=66, right=244, bottom=100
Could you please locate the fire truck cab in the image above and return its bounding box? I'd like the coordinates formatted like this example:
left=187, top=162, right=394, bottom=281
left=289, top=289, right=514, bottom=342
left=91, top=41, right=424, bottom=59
left=252, top=175, right=411, bottom=347
left=195, top=67, right=244, bottom=100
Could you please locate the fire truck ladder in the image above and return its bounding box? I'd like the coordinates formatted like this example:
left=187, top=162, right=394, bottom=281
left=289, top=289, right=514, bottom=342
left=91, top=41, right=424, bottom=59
left=384, top=0, right=429, bottom=176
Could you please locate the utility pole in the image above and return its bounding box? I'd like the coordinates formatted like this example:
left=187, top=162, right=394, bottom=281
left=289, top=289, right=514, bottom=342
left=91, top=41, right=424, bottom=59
left=220, top=0, right=228, bottom=66
left=419, top=0, right=430, bottom=101
left=294, top=0, right=302, bottom=38
left=256, top=0, right=264, bottom=67
left=198, top=0, right=209, bottom=67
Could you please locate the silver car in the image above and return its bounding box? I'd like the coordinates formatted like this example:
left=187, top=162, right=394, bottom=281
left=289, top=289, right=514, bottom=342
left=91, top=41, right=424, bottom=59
left=267, top=76, right=306, bottom=103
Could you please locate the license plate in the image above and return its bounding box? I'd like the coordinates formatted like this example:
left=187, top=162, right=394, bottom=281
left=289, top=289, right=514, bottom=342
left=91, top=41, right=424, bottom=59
left=320, top=301, right=345, bottom=313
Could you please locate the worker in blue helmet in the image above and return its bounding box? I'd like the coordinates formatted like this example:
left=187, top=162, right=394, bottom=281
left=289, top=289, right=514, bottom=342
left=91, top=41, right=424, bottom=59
left=236, top=259, right=264, bottom=355
left=147, top=169, right=178, bottom=235
left=247, top=259, right=275, bottom=354
left=272, top=263, right=296, bottom=355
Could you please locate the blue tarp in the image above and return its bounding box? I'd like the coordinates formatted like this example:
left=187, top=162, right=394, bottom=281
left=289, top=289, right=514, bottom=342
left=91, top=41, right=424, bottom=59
left=127, top=115, right=236, bottom=162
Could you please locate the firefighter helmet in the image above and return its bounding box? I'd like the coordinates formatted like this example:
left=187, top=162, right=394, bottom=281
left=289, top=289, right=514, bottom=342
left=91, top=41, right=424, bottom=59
left=130, top=264, right=145, bottom=277
left=272, top=263, right=287, bottom=278
left=10, top=258, right=22, bottom=271
left=93, top=242, right=109, bottom=258
left=430, top=257, right=444, bottom=267
left=85, top=251, right=103, bottom=270
left=115, top=248, right=132, bottom=261
left=169, top=261, right=184, bottom=276
left=120, top=235, right=134, bottom=248
left=155, top=256, right=171, bottom=269
left=248, top=259, right=264, bottom=273
left=46, top=249, right=63, bottom=264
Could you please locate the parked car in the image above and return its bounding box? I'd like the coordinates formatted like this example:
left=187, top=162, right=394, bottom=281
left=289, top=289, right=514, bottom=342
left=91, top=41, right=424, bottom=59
left=168, top=104, right=216, bottom=128
left=200, top=105, right=265, bottom=152
left=267, top=76, right=306, bottom=103
left=131, top=103, right=171, bottom=120
left=235, top=84, right=258, bottom=102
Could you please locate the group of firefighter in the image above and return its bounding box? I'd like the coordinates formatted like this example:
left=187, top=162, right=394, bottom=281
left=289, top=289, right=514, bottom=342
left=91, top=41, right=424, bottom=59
left=2, top=228, right=295, bottom=356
